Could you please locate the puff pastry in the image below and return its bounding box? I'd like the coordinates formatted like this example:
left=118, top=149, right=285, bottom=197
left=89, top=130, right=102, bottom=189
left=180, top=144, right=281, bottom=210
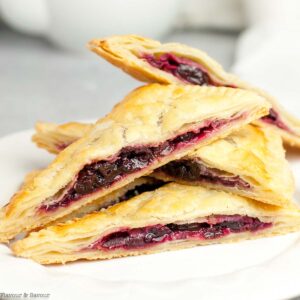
left=32, top=122, right=91, bottom=155
left=12, top=183, right=300, bottom=264
left=11, top=170, right=167, bottom=231
left=155, top=124, right=294, bottom=207
left=53, top=177, right=166, bottom=224
left=18, top=172, right=165, bottom=226
left=88, top=35, right=300, bottom=147
left=0, top=84, right=269, bottom=242
left=32, top=122, right=294, bottom=207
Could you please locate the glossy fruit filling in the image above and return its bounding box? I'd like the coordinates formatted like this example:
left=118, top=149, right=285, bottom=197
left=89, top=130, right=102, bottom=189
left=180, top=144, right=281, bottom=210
left=142, top=53, right=293, bottom=135
left=101, top=179, right=166, bottom=210
left=142, top=53, right=233, bottom=87
left=117, top=180, right=166, bottom=203
left=262, top=108, right=291, bottom=132
left=159, top=159, right=251, bottom=190
left=93, top=178, right=167, bottom=211
left=89, top=215, right=271, bottom=251
left=39, top=115, right=242, bottom=212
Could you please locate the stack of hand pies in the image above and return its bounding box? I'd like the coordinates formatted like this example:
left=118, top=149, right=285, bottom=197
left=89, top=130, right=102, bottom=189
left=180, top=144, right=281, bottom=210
left=2, top=35, right=300, bottom=264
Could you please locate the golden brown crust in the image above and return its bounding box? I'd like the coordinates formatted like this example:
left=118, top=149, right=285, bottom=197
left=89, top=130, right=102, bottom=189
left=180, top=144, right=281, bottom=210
left=52, top=177, right=158, bottom=224
left=33, top=122, right=89, bottom=154
left=12, top=183, right=300, bottom=264
left=154, top=124, right=295, bottom=207
left=32, top=122, right=92, bottom=154
left=12, top=228, right=300, bottom=265
left=0, top=84, right=269, bottom=242
left=88, top=35, right=229, bottom=85
left=88, top=35, right=300, bottom=147
left=11, top=170, right=156, bottom=227
left=32, top=121, right=294, bottom=207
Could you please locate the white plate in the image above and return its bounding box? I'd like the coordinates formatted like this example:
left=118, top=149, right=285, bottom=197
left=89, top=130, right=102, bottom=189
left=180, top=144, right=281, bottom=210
left=1, top=130, right=300, bottom=300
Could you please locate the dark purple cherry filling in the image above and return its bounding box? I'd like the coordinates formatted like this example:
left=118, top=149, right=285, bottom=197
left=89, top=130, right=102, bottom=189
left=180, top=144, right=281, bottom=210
left=262, top=108, right=291, bottom=132
left=40, top=116, right=242, bottom=212
left=118, top=180, right=166, bottom=203
left=89, top=215, right=271, bottom=251
left=92, top=179, right=166, bottom=211
left=142, top=53, right=234, bottom=87
left=159, top=159, right=251, bottom=190
left=142, top=53, right=294, bottom=135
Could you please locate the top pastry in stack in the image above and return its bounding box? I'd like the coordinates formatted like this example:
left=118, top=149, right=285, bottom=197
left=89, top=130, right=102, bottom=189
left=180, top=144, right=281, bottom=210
left=1, top=35, right=300, bottom=264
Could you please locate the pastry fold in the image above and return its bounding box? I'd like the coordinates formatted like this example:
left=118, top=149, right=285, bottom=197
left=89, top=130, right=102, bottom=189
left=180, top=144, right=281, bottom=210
left=52, top=177, right=165, bottom=225
left=32, top=122, right=295, bottom=207
left=10, top=170, right=165, bottom=226
left=0, top=84, right=269, bottom=242
left=12, top=183, right=300, bottom=264
left=32, top=122, right=91, bottom=155
left=88, top=35, right=300, bottom=147
left=155, top=124, right=294, bottom=207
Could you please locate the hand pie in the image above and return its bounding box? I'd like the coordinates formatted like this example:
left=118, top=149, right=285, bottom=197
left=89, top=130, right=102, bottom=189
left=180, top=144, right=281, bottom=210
left=155, top=124, right=294, bottom=207
left=16, top=171, right=165, bottom=226
left=88, top=35, right=300, bottom=148
left=12, top=183, right=300, bottom=264
left=53, top=177, right=166, bottom=225
left=32, top=122, right=91, bottom=155
left=32, top=122, right=294, bottom=207
left=0, top=84, right=269, bottom=242
left=32, top=121, right=92, bottom=154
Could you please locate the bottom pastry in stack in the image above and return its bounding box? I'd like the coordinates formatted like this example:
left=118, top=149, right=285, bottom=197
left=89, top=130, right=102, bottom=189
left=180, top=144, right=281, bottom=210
left=12, top=183, right=300, bottom=264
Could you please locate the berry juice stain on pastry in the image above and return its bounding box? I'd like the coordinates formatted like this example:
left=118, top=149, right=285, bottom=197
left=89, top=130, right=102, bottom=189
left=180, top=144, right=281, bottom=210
left=92, top=215, right=271, bottom=251
left=0, top=84, right=269, bottom=242
left=11, top=184, right=300, bottom=264
left=142, top=53, right=233, bottom=87
left=159, top=159, right=251, bottom=190
left=39, top=115, right=243, bottom=212
left=33, top=122, right=294, bottom=207
left=88, top=35, right=300, bottom=147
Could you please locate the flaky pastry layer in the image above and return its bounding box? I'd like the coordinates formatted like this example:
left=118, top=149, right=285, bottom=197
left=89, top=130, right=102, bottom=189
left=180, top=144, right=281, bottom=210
left=33, top=121, right=294, bottom=207
left=0, top=84, right=269, bottom=242
left=88, top=35, right=300, bottom=147
left=155, top=124, right=295, bottom=206
left=12, top=183, right=300, bottom=264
